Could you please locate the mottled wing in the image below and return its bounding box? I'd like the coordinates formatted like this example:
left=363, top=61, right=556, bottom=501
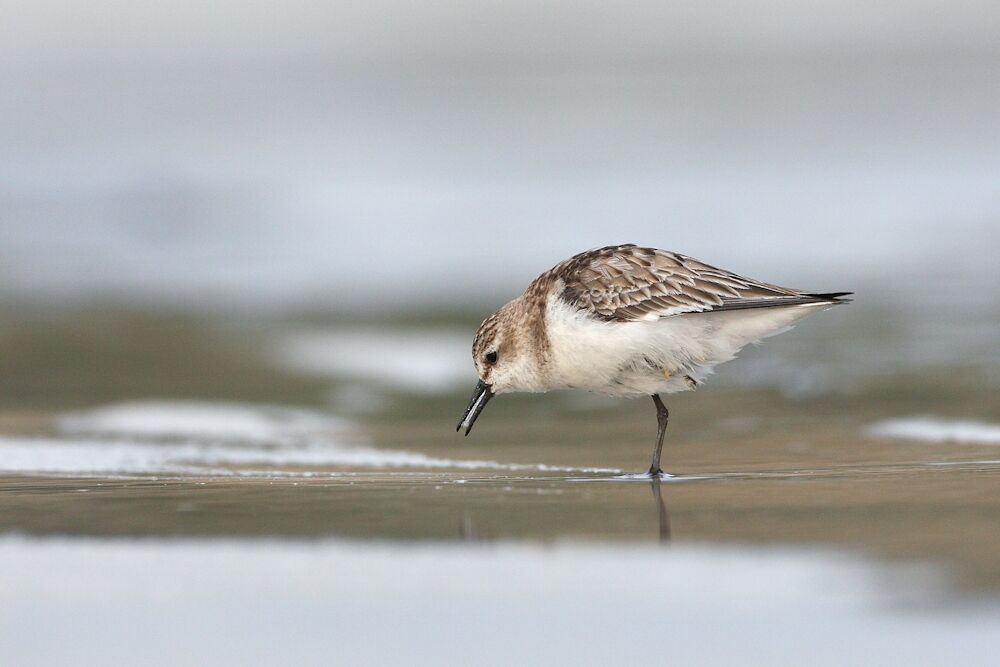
left=556, top=244, right=846, bottom=321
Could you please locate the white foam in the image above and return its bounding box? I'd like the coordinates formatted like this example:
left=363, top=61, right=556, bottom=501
left=867, top=418, right=1000, bottom=445
left=272, top=328, right=472, bottom=393
left=0, top=436, right=616, bottom=477
left=0, top=401, right=618, bottom=477
left=59, top=400, right=352, bottom=443
left=1, top=536, right=998, bottom=666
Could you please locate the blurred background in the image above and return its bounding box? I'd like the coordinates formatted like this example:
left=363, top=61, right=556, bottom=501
left=1, top=0, right=997, bottom=412
left=2, top=2, right=1000, bottom=663
left=2, top=0, right=998, bottom=310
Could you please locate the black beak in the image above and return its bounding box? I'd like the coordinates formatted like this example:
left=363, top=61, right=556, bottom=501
left=456, top=379, right=494, bottom=436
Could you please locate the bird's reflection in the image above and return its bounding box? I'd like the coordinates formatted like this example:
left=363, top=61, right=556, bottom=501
left=460, top=509, right=481, bottom=541
left=649, top=477, right=672, bottom=543
left=458, top=477, right=672, bottom=542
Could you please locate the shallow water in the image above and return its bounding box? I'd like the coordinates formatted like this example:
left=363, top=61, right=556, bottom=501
left=0, top=307, right=999, bottom=663
left=4, top=535, right=1000, bottom=667
left=4, top=461, right=1000, bottom=665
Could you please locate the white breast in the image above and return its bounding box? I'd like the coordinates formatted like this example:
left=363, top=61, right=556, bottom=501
left=543, top=294, right=832, bottom=396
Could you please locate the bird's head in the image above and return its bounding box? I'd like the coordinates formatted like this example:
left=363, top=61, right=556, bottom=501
left=456, top=299, right=542, bottom=435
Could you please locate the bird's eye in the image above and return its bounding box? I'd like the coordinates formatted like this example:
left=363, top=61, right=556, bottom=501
left=485, top=351, right=498, bottom=365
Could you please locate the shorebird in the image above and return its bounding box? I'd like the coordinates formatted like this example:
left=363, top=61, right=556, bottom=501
left=456, top=244, right=851, bottom=475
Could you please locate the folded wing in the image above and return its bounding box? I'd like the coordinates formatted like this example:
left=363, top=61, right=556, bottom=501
left=554, top=244, right=850, bottom=322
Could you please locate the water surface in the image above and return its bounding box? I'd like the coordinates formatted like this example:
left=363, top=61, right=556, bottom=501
left=1, top=307, right=999, bottom=663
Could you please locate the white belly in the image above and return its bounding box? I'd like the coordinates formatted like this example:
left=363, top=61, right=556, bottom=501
left=544, top=296, right=831, bottom=396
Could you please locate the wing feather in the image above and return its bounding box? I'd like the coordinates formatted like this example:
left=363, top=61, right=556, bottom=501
left=552, top=244, right=849, bottom=322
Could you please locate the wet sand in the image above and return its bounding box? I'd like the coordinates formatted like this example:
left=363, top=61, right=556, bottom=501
left=1, top=308, right=999, bottom=663
left=3, top=422, right=1000, bottom=592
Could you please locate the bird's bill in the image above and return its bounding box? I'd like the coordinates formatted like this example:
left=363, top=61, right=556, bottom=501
left=456, top=379, right=494, bottom=436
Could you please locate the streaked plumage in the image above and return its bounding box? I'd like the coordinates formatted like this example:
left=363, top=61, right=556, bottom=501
left=458, top=244, right=851, bottom=474
left=556, top=245, right=846, bottom=319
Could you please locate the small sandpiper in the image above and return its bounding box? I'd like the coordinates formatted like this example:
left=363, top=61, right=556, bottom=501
left=456, top=244, right=851, bottom=475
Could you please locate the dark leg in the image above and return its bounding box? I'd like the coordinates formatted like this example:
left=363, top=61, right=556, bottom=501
left=650, top=476, right=671, bottom=543
left=647, top=394, right=669, bottom=476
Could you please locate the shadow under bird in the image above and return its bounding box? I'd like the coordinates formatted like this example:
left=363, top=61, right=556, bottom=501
left=456, top=244, right=851, bottom=475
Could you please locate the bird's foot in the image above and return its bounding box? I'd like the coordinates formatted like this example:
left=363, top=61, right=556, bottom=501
left=647, top=466, right=665, bottom=478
